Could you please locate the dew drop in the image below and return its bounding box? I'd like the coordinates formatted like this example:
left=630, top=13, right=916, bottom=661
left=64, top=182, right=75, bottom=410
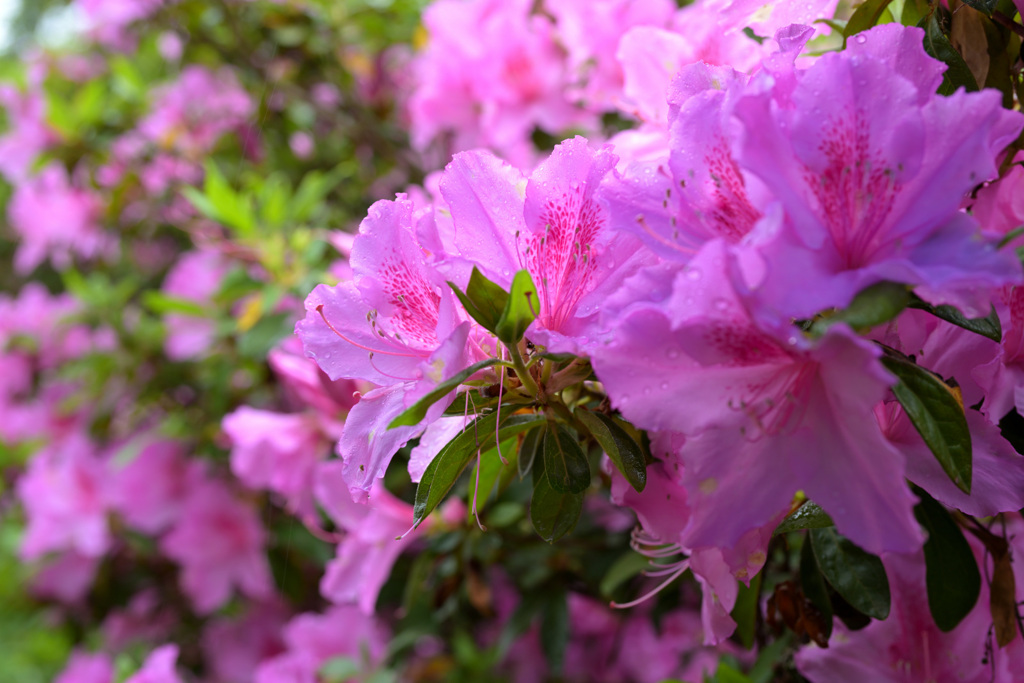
left=643, top=387, right=651, bottom=395
left=660, top=382, right=669, bottom=390
left=686, top=268, right=702, bottom=281
left=713, top=298, right=729, bottom=311
left=854, top=33, right=867, bottom=44
left=665, top=348, right=680, bottom=359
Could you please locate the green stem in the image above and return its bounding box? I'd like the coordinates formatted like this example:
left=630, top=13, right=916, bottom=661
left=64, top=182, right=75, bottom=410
left=507, top=342, right=539, bottom=397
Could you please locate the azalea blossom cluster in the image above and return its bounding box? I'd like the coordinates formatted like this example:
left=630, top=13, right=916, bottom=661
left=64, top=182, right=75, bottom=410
left=5, top=0, right=1024, bottom=681
left=301, top=14, right=1024, bottom=683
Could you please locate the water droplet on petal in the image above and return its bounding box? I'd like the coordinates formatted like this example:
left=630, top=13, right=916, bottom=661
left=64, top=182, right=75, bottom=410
left=854, top=33, right=867, bottom=44
left=665, top=348, right=680, bottom=359
left=660, top=382, right=669, bottom=390
left=713, top=298, right=729, bottom=311
left=686, top=268, right=702, bottom=281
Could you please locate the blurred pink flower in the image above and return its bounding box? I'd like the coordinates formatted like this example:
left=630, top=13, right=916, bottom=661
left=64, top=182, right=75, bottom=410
left=138, top=66, right=253, bottom=159
left=125, top=645, right=183, bottom=683
left=54, top=651, right=114, bottom=683
left=18, top=433, right=112, bottom=561
left=160, top=480, right=273, bottom=614
left=8, top=164, right=108, bottom=274
left=161, top=249, right=229, bottom=361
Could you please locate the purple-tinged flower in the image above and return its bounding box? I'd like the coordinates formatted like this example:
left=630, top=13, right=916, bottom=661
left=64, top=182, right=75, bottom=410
left=159, top=479, right=273, bottom=614
left=297, top=195, right=475, bottom=500
left=54, top=651, right=114, bottom=683
left=8, top=164, right=108, bottom=274
left=737, top=24, right=1023, bottom=317
left=315, top=461, right=419, bottom=614
left=124, top=645, right=183, bottom=683
left=0, top=83, right=56, bottom=182
left=161, top=249, right=229, bottom=361
left=253, top=606, right=388, bottom=683
left=203, top=601, right=290, bottom=683
left=18, top=433, right=112, bottom=561
left=439, top=136, right=655, bottom=354
left=138, top=66, right=253, bottom=159
left=110, top=439, right=205, bottom=534
left=593, top=240, right=922, bottom=554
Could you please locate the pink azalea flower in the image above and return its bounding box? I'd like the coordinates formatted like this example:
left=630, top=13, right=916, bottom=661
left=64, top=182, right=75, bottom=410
left=8, top=164, right=108, bottom=274
left=549, top=0, right=675, bottom=110
left=974, top=285, right=1024, bottom=420
left=296, top=195, right=475, bottom=500
left=438, top=136, right=656, bottom=354
left=159, top=480, right=273, bottom=614
left=737, top=24, right=1023, bottom=317
left=18, top=433, right=112, bottom=560
left=592, top=239, right=922, bottom=554
left=972, top=151, right=1024, bottom=238
left=161, top=249, right=228, bottom=361
left=314, top=461, right=419, bottom=614
left=202, top=600, right=290, bottom=683
left=267, top=336, right=360, bottom=420
left=224, top=407, right=330, bottom=514
left=31, top=552, right=101, bottom=604
left=138, top=66, right=253, bottom=159
left=55, top=651, right=114, bottom=683
left=409, top=0, right=590, bottom=166
left=796, top=537, right=1024, bottom=681
left=124, top=645, right=183, bottom=683
left=0, top=83, right=56, bottom=182
left=110, top=439, right=205, bottom=534
left=253, top=606, right=388, bottom=683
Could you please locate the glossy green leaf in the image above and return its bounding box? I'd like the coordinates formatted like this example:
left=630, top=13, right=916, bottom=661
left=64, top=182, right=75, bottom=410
left=575, top=409, right=647, bottom=492
left=810, top=527, right=891, bottom=620
left=413, top=411, right=544, bottom=527
left=518, top=425, right=543, bottom=480
left=466, top=437, right=517, bottom=522
left=914, top=487, right=981, bottom=631
left=844, top=0, right=894, bottom=39
left=812, top=281, right=910, bottom=335
left=908, top=296, right=1001, bottom=342
left=881, top=355, right=972, bottom=493
left=530, top=474, right=584, bottom=543
left=388, top=359, right=502, bottom=429
left=773, top=501, right=834, bottom=536
left=495, top=269, right=538, bottom=345
left=448, top=267, right=509, bottom=333
left=542, top=423, right=591, bottom=494
left=921, top=13, right=980, bottom=94
left=799, top=536, right=834, bottom=640
left=731, top=570, right=763, bottom=650
left=961, top=0, right=997, bottom=15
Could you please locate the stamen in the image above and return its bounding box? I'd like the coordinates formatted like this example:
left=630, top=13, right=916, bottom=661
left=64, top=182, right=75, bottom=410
left=316, top=304, right=421, bottom=358
left=367, top=352, right=418, bottom=382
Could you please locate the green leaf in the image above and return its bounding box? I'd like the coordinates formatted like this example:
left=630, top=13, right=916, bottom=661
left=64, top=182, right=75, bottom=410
left=413, top=411, right=544, bottom=526
left=290, top=167, right=347, bottom=222
left=530, top=474, right=584, bottom=542
left=773, top=501, right=835, bottom=536
left=599, top=552, right=651, bottom=599
left=799, top=536, right=834, bottom=640
left=900, top=0, right=929, bottom=25
left=810, top=527, right=891, bottom=620
left=495, top=269, right=538, bottom=345
left=844, top=0, right=895, bottom=39
left=913, top=487, right=981, bottom=631
left=908, top=296, right=1001, bottom=342
left=712, top=663, right=754, bottom=683
left=448, top=268, right=508, bottom=333
left=540, top=590, right=569, bottom=674
left=518, top=426, right=543, bottom=479
left=440, top=388, right=532, bottom=417
left=575, top=409, right=647, bottom=492
left=961, top=0, right=997, bottom=15
left=388, top=358, right=502, bottom=429
left=542, top=423, right=591, bottom=494
left=466, top=437, right=517, bottom=522
left=921, top=13, right=980, bottom=94
left=731, top=571, right=763, bottom=650
left=881, top=355, right=972, bottom=493
left=812, top=281, right=910, bottom=335
left=140, top=291, right=206, bottom=317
